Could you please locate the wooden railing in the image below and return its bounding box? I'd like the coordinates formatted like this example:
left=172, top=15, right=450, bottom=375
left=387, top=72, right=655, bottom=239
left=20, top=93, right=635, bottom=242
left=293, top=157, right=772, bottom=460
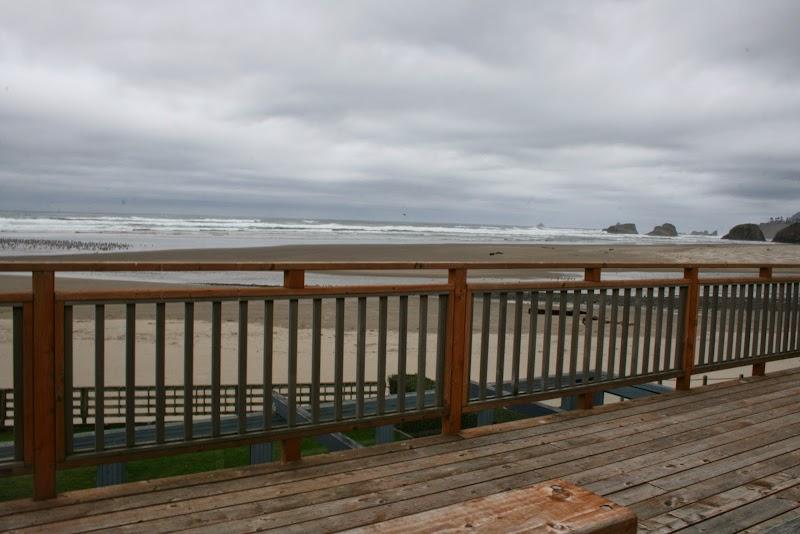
left=0, top=261, right=799, bottom=500
left=1, top=383, right=383, bottom=427
left=463, top=279, right=688, bottom=411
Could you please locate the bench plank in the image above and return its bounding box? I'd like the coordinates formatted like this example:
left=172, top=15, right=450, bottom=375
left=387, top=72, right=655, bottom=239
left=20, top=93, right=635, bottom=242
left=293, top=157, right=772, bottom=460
left=343, top=480, right=636, bottom=534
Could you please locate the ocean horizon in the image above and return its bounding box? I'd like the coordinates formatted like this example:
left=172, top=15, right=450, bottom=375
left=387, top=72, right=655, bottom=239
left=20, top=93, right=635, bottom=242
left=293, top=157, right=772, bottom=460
left=0, top=211, right=724, bottom=256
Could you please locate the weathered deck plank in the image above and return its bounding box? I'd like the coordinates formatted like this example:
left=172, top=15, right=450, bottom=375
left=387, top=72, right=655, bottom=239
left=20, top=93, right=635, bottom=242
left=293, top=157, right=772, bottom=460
left=345, top=480, right=637, bottom=534
left=4, top=368, right=800, bottom=533
left=8, top=379, right=798, bottom=532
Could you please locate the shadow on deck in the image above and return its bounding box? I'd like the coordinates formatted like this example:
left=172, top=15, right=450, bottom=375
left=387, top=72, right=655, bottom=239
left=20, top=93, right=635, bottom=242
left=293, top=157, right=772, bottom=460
left=4, top=369, right=800, bottom=533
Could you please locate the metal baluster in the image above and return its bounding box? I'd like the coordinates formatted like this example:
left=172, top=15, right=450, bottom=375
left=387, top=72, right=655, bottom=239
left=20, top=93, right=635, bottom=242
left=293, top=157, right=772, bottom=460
left=555, top=291, right=568, bottom=389
left=595, top=290, right=607, bottom=379
left=184, top=302, right=194, bottom=440
left=263, top=300, right=273, bottom=430
left=643, top=288, right=653, bottom=374
left=211, top=301, right=221, bottom=437
left=665, top=287, right=676, bottom=369
left=607, top=289, right=619, bottom=378
left=698, top=286, right=709, bottom=365
left=735, top=285, right=745, bottom=359
left=415, top=295, right=428, bottom=409
left=526, top=291, right=539, bottom=393
left=792, top=283, right=800, bottom=351
left=725, top=286, right=737, bottom=361
left=358, top=297, right=367, bottom=416
left=744, top=284, right=754, bottom=358
left=569, top=290, right=581, bottom=385
left=311, top=298, right=322, bottom=424
left=397, top=295, right=408, bottom=412
left=583, top=289, right=594, bottom=382
left=775, top=284, right=784, bottom=353
left=542, top=292, right=554, bottom=391
left=620, top=288, right=631, bottom=377
left=752, top=284, right=767, bottom=356
left=478, top=293, right=491, bottom=400
left=770, top=283, right=779, bottom=354
left=511, top=292, right=523, bottom=396
left=377, top=296, right=388, bottom=415
left=716, top=285, right=728, bottom=363
left=783, top=283, right=792, bottom=352
left=653, top=288, right=665, bottom=372
left=237, top=301, right=248, bottom=434
left=335, top=297, right=345, bottom=419
left=95, top=304, right=105, bottom=452
left=495, top=292, right=507, bottom=398
left=155, top=302, right=166, bottom=443
left=631, top=288, right=642, bottom=376
left=708, top=286, right=719, bottom=365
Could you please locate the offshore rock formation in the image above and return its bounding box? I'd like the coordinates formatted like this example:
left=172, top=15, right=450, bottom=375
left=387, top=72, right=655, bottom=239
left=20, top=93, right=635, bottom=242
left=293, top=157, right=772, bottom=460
left=690, top=230, right=718, bottom=236
left=646, top=223, right=678, bottom=237
left=604, top=223, right=638, bottom=235
left=773, top=223, right=800, bottom=244
left=722, top=224, right=766, bottom=242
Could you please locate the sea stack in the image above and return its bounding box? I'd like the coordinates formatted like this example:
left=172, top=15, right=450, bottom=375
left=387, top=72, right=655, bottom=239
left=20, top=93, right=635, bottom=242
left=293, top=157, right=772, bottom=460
left=721, top=224, right=766, bottom=241
left=604, top=223, right=638, bottom=235
left=646, top=223, right=678, bottom=237
left=690, top=230, right=718, bottom=236
left=773, top=223, right=800, bottom=244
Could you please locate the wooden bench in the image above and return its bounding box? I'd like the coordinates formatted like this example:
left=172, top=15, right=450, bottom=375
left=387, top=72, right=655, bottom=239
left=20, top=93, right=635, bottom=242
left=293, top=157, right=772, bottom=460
left=345, top=479, right=637, bottom=533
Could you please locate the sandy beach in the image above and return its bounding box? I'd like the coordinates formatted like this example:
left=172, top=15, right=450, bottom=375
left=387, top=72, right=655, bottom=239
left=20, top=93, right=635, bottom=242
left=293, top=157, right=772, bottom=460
left=5, top=241, right=800, bottom=271
left=2, top=243, right=800, bottom=394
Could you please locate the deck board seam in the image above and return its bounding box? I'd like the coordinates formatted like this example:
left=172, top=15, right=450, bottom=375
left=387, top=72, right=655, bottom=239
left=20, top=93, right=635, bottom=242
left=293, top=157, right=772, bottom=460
left=559, top=402, right=800, bottom=489
left=7, top=374, right=791, bottom=523
left=31, top=392, right=800, bottom=532
left=13, top=385, right=800, bottom=530
left=631, top=450, right=800, bottom=522
left=4, top=373, right=800, bottom=532
left=591, top=418, right=800, bottom=498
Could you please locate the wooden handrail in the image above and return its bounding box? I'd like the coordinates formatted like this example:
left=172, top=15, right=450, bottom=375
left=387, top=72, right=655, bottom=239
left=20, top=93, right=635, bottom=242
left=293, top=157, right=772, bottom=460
left=54, top=284, right=452, bottom=302
left=1, top=260, right=800, bottom=272
left=2, top=261, right=800, bottom=500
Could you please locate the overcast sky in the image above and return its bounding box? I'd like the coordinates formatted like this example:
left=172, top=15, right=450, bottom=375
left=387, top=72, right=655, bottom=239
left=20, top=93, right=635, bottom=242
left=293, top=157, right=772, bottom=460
left=1, top=1, right=799, bottom=231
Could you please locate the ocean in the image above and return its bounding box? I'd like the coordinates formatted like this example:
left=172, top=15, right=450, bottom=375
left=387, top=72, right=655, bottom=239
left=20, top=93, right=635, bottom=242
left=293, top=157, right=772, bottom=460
left=0, top=212, right=723, bottom=254
left=0, top=212, right=726, bottom=285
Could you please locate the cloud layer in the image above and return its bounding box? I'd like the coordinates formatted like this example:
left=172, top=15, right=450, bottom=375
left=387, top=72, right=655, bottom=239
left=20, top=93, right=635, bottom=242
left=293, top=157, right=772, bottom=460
left=1, top=1, right=799, bottom=230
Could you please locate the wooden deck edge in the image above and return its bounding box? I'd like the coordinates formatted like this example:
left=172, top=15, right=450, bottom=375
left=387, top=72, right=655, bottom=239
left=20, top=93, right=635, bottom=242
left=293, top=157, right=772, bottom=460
left=0, top=434, right=463, bottom=516
left=459, top=367, right=800, bottom=439
left=3, top=367, right=798, bottom=517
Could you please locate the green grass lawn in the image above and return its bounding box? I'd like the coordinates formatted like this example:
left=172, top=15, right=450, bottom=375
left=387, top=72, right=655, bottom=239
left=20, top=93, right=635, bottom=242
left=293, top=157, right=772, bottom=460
left=0, top=408, right=522, bottom=503
left=0, top=427, right=379, bottom=502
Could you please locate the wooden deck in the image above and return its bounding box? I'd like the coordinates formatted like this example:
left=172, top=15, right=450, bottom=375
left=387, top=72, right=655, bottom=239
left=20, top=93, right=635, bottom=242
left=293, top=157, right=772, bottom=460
left=4, top=369, right=800, bottom=533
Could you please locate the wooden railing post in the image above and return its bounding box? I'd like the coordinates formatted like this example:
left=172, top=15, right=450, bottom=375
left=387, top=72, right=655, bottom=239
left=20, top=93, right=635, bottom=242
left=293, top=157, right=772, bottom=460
left=32, top=271, right=57, bottom=499
left=753, top=267, right=773, bottom=377
left=584, top=267, right=602, bottom=283
left=281, top=269, right=304, bottom=462
left=575, top=268, right=602, bottom=409
left=443, top=269, right=468, bottom=434
left=677, top=267, right=700, bottom=391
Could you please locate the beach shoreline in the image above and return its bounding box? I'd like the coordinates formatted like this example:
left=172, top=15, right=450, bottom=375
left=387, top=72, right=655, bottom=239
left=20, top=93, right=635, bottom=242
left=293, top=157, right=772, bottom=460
left=2, top=242, right=800, bottom=292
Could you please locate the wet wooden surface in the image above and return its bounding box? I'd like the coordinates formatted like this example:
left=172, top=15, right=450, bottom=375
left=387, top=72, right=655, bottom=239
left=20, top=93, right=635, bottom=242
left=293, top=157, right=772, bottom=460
left=4, top=368, right=800, bottom=533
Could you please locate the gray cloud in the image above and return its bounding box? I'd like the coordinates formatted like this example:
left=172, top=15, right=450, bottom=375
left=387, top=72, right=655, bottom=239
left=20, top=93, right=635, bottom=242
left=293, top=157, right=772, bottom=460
left=1, top=0, right=799, bottom=230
